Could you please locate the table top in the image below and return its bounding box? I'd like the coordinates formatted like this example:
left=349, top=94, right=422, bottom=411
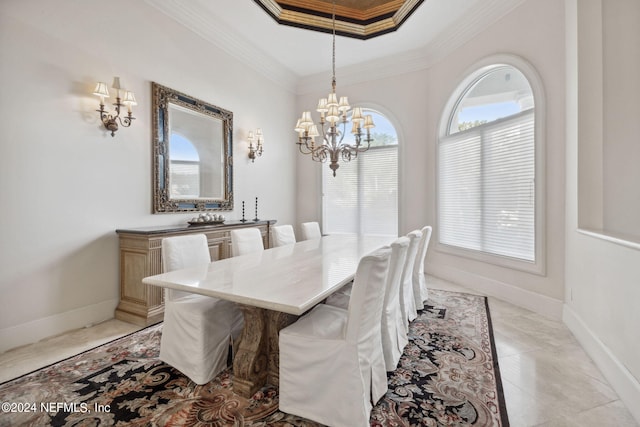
left=142, top=234, right=395, bottom=315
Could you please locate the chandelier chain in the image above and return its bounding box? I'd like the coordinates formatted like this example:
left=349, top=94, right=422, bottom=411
left=294, top=0, right=375, bottom=177
left=331, top=0, right=336, bottom=90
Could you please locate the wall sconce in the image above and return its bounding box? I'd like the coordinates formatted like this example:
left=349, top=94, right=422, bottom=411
left=93, top=77, right=136, bottom=137
left=247, top=128, right=264, bottom=162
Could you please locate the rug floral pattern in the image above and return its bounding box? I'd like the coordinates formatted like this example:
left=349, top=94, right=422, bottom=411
left=0, top=290, right=508, bottom=426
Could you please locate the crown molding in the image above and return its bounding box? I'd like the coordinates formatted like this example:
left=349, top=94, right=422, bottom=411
left=254, top=0, right=424, bottom=39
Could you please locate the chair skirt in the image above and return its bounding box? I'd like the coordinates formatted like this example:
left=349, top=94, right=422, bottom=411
left=160, top=295, right=243, bottom=385
left=381, top=304, right=409, bottom=371
left=279, top=304, right=374, bottom=427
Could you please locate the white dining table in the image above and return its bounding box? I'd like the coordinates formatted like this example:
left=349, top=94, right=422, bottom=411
left=142, top=233, right=395, bottom=397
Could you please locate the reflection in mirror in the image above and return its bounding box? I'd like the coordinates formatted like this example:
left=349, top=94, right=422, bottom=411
left=152, top=82, right=233, bottom=213
left=169, top=103, right=224, bottom=199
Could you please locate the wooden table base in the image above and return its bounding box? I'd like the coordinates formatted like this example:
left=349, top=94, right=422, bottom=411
left=233, top=305, right=297, bottom=398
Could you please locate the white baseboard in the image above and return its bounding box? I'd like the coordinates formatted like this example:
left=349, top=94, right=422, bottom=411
left=563, top=305, right=640, bottom=425
left=0, top=299, right=118, bottom=354
left=428, top=264, right=563, bottom=320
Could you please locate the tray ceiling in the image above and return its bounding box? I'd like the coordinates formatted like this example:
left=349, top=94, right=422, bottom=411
left=254, top=0, right=424, bottom=39
left=144, top=0, right=528, bottom=85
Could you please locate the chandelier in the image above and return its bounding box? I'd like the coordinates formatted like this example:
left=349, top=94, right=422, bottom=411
left=294, top=1, right=375, bottom=177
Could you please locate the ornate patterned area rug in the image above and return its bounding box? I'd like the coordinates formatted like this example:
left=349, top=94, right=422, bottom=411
left=0, top=289, right=508, bottom=426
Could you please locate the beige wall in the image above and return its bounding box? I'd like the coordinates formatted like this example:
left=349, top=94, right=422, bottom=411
left=0, top=0, right=297, bottom=351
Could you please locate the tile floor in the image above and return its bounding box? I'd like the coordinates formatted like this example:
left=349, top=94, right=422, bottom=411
left=426, top=276, right=637, bottom=427
left=0, top=276, right=637, bottom=427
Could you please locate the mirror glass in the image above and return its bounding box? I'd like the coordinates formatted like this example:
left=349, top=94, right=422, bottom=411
left=152, top=82, right=233, bottom=212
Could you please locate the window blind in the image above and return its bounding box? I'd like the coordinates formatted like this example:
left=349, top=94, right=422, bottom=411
left=170, top=161, right=200, bottom=197
left=439, top=109, right=535, bottom=261
left=323, top=146, right=398, bottom=237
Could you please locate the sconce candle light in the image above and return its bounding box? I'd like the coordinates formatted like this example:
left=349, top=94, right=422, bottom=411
left=93, top=77, right=136, bottom=137
left=247, top=128, right=264, bottom=162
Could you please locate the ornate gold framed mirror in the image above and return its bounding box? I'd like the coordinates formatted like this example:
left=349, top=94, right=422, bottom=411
left=152, top=82, right=233, bottom=213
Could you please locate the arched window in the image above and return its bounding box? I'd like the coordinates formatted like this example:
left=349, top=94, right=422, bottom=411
left=322, top=108, right=398, bottom=236
left=438, top=60, right=544, bottom=272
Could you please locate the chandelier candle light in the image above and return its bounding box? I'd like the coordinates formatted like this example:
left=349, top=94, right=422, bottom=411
left=93, top=77, right=136, bottom=137
left=294, top=1, right=375, bottom=177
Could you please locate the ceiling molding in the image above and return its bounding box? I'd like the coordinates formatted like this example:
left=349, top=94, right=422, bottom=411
left=277, top=0, right=405, bottom=20
left=254, top=0, right=424, bottom=39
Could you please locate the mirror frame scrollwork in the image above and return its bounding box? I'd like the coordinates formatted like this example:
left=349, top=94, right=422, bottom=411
left=152, top=82, right=233, bottom=213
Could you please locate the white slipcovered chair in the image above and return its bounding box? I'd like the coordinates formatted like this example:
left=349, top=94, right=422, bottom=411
left=300, top=221, right=322, bottom=240
left=271, top=224, right=296, bottom=247
left=324, top=236, right=410, bottom=372
left=230, top=228, right=264, bottom=256
left=279, top=247, right=391, bottom=427
left=412, top=225, right=433, bottom=310
left=381, top=236, right=410, bottom=371
left=159, top=234, right=243, bottom=385
left=400, top=230, right=422, bottom=326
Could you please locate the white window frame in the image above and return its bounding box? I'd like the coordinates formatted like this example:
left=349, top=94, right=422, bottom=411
left=436, top=54, right=546, bottom=275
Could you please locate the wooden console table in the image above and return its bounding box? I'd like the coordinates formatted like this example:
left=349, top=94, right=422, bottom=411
left=115, top=220, right=276, bottom=326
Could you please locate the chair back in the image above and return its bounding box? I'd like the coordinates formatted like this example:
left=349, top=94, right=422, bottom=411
left=414, top=226, right=432, bottom=278
left=300, top=221, right=322, bottom=240
left=383, top=237, right=410, bottom=313
left=413, top=225, right=433, bottom=306
left=272, top=224, right=296, bottom=247
left=162, top=234, right=211, bottom=300
left=400, top=230, right=422, bottom=322
left=230, top=228, right=265, bottom=256
left=345, top=247, right=391, bottom=345
left=380, top=236, right=410, bottom=371
left=344, top=246, right=391, bottom=404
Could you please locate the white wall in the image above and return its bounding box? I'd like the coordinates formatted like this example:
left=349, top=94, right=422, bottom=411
left=0, top=0, right=297, bottom=352
left=296, top=0, right=567, bottom=317
left=564, top=0, right=640, bottom=421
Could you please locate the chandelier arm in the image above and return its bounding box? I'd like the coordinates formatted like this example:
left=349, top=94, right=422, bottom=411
left=297, top=139, right=313, bottom=155
left=312, top=145, right=329, bottom=163
left=303, top=138, right=315, bottom=152
left=299, top=146, right=313, bottom=155
left=340, top=141, right=371, bottom=153
left=340, top=146, right=354, bottom=162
